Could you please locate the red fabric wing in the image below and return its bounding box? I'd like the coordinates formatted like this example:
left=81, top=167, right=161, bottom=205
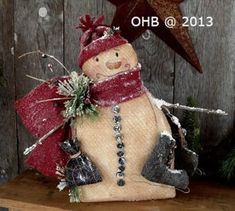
left=15, top=77, right=68, bottom=138
left=25, top=128, right=69, bottom=177
left=15, top=76, right=70, bottom=177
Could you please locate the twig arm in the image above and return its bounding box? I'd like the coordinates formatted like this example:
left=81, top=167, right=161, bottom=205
left=152, top=98, right=228, bottom=116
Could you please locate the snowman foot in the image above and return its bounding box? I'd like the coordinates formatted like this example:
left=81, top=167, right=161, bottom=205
left=141, top=132, right=189, bottom=190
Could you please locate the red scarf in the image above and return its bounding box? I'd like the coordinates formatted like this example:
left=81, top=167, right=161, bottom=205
left=90, top=66, right=145, bottom=107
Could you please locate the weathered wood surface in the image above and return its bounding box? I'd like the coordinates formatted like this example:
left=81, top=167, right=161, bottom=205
left=174, top=0, right=235, bottom=146
left=0, top=0, right=234, bottom=186
left=14, top=0, right=64, bottom=173
left=0, top=0, right=17, bottom=185
left=1, top=170, right=235, bottom=211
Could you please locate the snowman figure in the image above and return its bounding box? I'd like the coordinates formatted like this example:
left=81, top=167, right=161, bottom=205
left=16, top=15, right=199, bottom=203
left=65, top=15, right=194, bottom=202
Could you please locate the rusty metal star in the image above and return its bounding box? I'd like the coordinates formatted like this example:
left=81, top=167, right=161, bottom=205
left=108, top=0, right=202, bottom=72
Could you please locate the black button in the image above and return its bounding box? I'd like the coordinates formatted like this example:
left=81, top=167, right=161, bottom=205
left=113, top=115, right=121, bottom=123
left=118, top=158, right=125, bottom=165
left=114, top=125, right=121, bottom=132
left=117, top=143, right=124, bottom=148
left=116, top=172, right=125, bottom=177
left=117, top=151, right=124, bottom=157
left=118, top=165, right=125, bottom=171
left=115, top=133, right=123, bottom=140
left=117, top=179, right=125, bottom=186
left=112, top=105, right=120, bottom=113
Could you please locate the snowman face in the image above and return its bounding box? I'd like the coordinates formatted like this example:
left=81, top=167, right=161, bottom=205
left=82, top=43, right=138, bottom=81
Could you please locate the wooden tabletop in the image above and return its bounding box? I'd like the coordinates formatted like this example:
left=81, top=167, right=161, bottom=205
left=0, top=170, right=234, bottom=211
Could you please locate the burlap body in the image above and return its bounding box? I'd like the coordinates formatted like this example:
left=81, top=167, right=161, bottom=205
left=75, top=94, right=175, bottom=202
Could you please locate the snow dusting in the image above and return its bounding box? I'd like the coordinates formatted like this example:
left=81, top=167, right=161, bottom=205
left=171, top=115, right=181, bottom=128
left=152, top=98, right=170, bottom=109
left=161, top=131, right=173, bottom=139
left=168, top=169, right=183, bottom=174
left=152, top=98, right=228, bottom=116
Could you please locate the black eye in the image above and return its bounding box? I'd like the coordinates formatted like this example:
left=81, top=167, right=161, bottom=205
left=95, top=57, right=99, bottom=62
left=115, top=52, right=119, bottom=57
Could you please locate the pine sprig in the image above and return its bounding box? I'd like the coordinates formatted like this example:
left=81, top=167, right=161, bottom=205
left=220, top=148, right=235, bottom=180
left=57, top=71, right=98, bottom=120
left=69, top=186, right=81, bottom=203
left=182, top=96, right=202, bottom=154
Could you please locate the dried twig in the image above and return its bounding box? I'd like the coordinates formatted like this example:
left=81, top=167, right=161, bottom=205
left=23, top=123, right=64, bottom=155
left=36, top=97, right=73, bottom=104
left=153, top=98, right=228, bottom=116
left=26, top=74, right=47, bottom=83
left=19, top=50, right=70, bottom=74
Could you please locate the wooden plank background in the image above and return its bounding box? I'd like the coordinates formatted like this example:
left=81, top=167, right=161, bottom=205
left=0, top=0, right=234, bottom=183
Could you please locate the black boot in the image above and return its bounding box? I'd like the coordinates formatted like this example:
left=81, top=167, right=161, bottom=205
left=141, top=133, right=189, bottom=190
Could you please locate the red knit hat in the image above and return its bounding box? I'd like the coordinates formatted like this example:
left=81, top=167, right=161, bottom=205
left=77, top=15, right=128, bottom=68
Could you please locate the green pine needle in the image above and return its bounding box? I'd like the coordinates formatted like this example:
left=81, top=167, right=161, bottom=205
left=57, top=71, right=98, bottom=120
left=69, top=186, right=80, bottom=203
left=220, top=148, right=235, bottom=180
left=182, top=96, right=202, bottom=153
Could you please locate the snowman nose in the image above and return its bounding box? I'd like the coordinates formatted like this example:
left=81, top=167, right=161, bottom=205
left=106, top=61, right=122, bottom=70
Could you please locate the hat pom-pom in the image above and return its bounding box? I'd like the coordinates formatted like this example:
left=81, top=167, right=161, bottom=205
left=78, top=15, right=105, bottom=32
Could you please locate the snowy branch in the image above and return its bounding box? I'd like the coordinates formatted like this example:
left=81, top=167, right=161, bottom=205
left=153, top=98, right=228, bottom=116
